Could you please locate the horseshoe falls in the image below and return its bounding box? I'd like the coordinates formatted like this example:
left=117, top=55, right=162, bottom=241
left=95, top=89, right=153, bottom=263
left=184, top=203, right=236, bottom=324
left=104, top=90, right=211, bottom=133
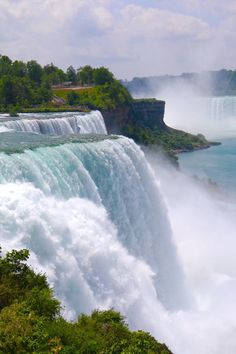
left=162, top=95, right=236, bottom=139
left=0, top=110, right=107, bottom=135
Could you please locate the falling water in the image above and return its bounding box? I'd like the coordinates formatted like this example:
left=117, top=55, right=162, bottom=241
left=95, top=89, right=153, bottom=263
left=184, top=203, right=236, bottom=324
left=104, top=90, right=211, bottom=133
left=0, top=110, right=107, bottom=135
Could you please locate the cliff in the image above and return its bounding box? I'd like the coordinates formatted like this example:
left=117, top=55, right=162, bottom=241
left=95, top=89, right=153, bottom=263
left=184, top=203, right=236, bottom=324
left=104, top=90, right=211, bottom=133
left=102, top=99, right=166, bottom=134
left=131, top=99, right=166, bottom=130
left=103, top=98, right=217, bottom=158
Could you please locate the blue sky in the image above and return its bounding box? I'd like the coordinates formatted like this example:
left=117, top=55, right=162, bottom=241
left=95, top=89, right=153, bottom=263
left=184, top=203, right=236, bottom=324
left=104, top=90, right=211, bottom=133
left=0, top=0, right=235, bottom=79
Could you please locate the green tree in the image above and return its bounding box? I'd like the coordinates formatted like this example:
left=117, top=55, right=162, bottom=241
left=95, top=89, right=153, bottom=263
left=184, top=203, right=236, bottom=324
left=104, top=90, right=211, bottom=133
left=27, top=60, right=43, bottom=84
left=0, top=302, right=50, bottom=354
left=43, top=64, right=67, bottom=85
left=93, top=67, right=114, bottom=85
left=66, top=66, right=77, bottom=84
left=0, top=55, right=12, bottom=77
left=0, top=247, right=173, bottom=354
left=0, top=247, right=60, bottom=318
left=0, top=77, right=16, bottom=105
left=12, top=60, right=27, bottom=77
left=67, top=91, right=79, bottom=105
left=77, top=65, right=94, bottom=85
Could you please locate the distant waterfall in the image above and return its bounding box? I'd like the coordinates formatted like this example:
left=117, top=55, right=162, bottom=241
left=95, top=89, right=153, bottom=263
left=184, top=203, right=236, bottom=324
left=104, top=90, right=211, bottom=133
left=208, top=96, right=236, bottom=120
left=164, top=95, right=236, bottom=138
left=0, top=110, right=107, bottom=135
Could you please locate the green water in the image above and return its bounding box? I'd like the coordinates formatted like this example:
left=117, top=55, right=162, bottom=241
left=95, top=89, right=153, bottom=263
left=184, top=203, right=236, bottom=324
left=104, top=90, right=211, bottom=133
left=0, top=132, right=117, bottom=154
left=179, top=139, right=236, bottom=193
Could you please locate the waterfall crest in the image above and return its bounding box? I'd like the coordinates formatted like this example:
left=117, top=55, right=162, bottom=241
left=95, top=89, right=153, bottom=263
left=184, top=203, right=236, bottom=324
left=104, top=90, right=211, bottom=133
left=0, top=111, right=107, bottom=135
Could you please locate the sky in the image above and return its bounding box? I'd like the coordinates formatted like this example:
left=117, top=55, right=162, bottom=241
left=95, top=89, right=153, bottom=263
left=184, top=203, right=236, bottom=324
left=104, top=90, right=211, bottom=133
left=0, top=0, right=236, bottom=79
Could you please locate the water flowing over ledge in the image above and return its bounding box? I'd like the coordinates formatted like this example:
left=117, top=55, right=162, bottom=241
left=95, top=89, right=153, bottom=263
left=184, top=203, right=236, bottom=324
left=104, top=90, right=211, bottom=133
left=0, top=110, right=107, bottom=135
left=1, top=108, right=236, bottom=353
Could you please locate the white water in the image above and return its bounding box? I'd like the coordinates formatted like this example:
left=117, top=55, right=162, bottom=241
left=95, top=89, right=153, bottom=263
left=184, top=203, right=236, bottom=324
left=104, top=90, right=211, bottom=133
left=0, top=133, right=189, bottom=352
left=2, top=134, right=236, bottom=353
left=0, top=182, right=167, bottom=324
left=148, top=153, right=236, bottom=354
left=161, top=95, right=236, bottom=139
left=0, top=136, right=188, bottom=311
left=0, top=110, right=107, bottom=135
left=1, top=108, right=236, bottom=353
left=0, top=126, right=12, bottom=133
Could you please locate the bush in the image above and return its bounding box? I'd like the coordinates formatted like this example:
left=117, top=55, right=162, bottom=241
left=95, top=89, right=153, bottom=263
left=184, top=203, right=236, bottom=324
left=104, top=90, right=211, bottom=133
left=0, top=247, right=173, bottom=354
left=67, top=91, right=79, bottom=105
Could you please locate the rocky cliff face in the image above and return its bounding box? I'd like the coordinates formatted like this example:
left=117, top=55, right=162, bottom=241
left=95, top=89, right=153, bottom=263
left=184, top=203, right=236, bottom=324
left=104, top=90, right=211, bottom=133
left=131, top=100, right=166, bottom=130
left=102, top=99, right=166, bottom=134
left=102, top=106, right=131, bottom=134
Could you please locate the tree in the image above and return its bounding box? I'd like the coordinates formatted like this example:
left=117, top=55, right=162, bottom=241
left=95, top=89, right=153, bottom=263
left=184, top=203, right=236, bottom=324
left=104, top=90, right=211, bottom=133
left=0, top=55, right=12, bottom=77
left=67, top=91, right=79, bottom=105
left=12, top=60, right=27, bottom=77
left=43, top=63, right=58, bottom=75
left=0, top=77, right=16, bottom=105
left=27, top=60, right=43, bottom=84
left=0, top=247, right=60, bottom=318
left=93, top=67, right=114, bottom=85
left=66, top=66, right=77, bottom=84
left=43, top=64, right=66, bottom=85
left=77, top=65, right=94, bottom=85
left=0, top=247, right=173, bottom=354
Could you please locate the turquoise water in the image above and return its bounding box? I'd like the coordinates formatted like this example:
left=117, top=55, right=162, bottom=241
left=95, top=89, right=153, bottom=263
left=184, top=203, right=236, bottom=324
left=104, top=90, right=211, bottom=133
left=179, top=139, right=236, bottom=194
left=1, top=110, right=236, bottom=353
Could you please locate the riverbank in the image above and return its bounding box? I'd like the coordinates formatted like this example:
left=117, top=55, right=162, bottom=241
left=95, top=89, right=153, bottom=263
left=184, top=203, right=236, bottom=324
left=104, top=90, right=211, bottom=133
left=173, top=141, right=221, bottom=154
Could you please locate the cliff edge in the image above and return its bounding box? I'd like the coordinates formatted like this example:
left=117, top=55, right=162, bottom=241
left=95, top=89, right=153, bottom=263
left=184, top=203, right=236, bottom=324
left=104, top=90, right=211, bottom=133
left=102, top=99, right=166, bottom=134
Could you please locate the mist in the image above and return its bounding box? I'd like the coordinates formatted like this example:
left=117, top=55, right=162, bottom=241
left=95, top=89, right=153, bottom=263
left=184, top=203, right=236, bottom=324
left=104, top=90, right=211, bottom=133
left=129, top=71, right=236, bottom=139
left=145, top=150, right=236, bottom=354
left=160, top=89, right=236, bottom=139
left=150, top=75, right=236, bottom=139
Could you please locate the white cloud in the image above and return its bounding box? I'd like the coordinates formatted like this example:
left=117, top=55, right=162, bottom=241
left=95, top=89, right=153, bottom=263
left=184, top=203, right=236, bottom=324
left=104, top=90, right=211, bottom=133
left=120, top=5, right=212, bottom=40
left=0, top=0, right=235, bottom=78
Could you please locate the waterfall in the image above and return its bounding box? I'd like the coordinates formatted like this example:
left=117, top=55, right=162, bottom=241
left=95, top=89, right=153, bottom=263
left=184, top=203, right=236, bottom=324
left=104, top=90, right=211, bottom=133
left=0, top=134, right=188, bottom=312
left=163, top=95, right=236, bottom=138
left=0, top=110, right=107, bottom=135
left=208, top=96, right=236, bottom=120
left=0, top=109, right=235, bottom=353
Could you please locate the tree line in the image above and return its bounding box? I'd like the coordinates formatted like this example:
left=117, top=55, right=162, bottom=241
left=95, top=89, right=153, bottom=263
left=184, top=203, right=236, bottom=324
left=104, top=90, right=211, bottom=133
left=0, top=55, right=130, bottom=111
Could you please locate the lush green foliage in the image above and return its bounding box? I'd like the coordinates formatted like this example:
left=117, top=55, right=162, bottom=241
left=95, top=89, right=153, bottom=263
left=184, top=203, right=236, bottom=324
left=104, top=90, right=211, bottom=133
left=123, top=125, right=210, bottom=153
left=0, top=247, right=173, bottom=354
left=67, top=91, right=80, bottom=105
left=77, top=65, right=94, bottom=85
left=0, top=55, right=131, bottom=112
left=55, top=81, right=132, bottom=110
left=0, top=56, right=54, bottom=110
left=77, top=66, right=114, bottom=86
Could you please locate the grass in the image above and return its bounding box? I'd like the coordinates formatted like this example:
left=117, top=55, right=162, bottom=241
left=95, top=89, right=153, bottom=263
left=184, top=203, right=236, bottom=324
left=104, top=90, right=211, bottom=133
left=52, top=87, right=95, bottom=100
left=21, top=105, right=90, bottom=113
